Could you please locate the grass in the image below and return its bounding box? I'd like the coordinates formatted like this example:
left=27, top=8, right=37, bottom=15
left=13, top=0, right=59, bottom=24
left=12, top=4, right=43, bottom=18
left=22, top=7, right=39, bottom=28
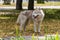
left=0, top=17, right=10, bottom=19
left=0, top=10, right=20, bottom=13
left=0, top=2, right=60, bottom=7
left=34, top=2, right=60, bottom=6
left=0, top=3, right=16, bottom=7
left=0, top=32, right=60, bottom=40
left=22, top=2, right=60, bottom=6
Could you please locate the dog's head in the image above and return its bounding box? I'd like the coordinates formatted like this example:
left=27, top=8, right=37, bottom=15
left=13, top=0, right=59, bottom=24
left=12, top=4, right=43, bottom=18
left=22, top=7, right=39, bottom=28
left=32, top=9, right=42, bottom=19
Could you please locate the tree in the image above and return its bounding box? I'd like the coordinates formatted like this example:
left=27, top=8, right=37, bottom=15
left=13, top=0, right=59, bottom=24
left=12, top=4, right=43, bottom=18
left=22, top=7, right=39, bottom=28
left=46, top=0, right=48, bottom=2
left=16, top=0, right=22, bottom=10
left=28, top=0, right=34, bottom=10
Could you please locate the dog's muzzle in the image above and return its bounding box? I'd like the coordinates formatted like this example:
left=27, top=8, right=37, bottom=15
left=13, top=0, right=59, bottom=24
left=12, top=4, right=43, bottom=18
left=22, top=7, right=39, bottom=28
left=33, top=15, right=39, bottom=18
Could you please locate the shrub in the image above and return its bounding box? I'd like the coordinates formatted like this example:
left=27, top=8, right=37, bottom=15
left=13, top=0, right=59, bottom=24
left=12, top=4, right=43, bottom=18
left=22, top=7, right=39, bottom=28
left=37, top=0, right=45, bottom=4
left=43, top=9, right=60, bottom=19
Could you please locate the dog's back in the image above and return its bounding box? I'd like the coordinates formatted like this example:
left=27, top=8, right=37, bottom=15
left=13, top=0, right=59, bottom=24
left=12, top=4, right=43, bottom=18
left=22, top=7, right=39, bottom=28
left=16, top=10, right=33, bottom=24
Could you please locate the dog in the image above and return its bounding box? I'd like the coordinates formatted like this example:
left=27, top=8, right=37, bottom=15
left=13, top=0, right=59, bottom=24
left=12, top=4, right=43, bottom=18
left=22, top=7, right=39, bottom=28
left=16, top=9, right=45, bottom=33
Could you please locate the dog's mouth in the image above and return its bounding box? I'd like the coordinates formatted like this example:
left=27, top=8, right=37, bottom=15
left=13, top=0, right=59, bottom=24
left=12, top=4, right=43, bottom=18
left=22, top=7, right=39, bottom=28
left=33, top=15, right=39, bottom=18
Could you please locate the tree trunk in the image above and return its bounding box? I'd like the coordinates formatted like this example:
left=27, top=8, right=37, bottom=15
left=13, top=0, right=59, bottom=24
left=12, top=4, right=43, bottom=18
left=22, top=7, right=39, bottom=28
left=46, top=0, right=48, bottom=2
left=16, top=0, right=22, bottom=10
left=28, top=0, right=34, bottom=10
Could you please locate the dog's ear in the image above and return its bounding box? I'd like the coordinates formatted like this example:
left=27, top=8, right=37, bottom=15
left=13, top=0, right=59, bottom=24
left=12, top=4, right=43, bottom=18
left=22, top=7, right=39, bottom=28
left=36, top=7, right=37, bottom=9
left=39, top=7, right=42, bottom=10
left=36, top=7, right=38, bottom=10
left=39, top=7, right=41, bottom=10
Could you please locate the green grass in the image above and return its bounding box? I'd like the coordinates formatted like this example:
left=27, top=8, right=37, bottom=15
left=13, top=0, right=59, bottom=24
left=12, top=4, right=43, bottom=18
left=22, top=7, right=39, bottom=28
left=0, top=10, right=20, bottom=13
left=0, top=17, right=10, bottom=19
left=0, top=33, right=60, bottom=40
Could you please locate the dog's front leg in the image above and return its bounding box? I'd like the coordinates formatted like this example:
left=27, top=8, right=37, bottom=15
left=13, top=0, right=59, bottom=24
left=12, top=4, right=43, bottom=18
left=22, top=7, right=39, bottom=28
left=34, top=21, right=37, bottom=32
left=38, top=22, right=40, bottom=33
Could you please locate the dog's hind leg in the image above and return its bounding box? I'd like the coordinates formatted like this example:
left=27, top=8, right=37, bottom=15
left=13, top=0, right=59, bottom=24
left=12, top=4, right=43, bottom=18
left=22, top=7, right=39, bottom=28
left=20, top=15, right=27, bottom=32
left=23, top=18, right=29, bottom=32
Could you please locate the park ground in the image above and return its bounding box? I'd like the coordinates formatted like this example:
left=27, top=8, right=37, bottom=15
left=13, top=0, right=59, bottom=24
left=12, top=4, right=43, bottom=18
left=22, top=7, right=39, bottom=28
left=0, top=2, right=60, bottom=7
left=0, top=9, right=60, bottom=38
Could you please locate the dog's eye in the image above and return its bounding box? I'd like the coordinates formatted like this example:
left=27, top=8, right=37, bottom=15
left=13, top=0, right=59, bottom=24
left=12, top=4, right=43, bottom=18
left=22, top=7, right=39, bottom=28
left=33, top=15, right=35, bottom=17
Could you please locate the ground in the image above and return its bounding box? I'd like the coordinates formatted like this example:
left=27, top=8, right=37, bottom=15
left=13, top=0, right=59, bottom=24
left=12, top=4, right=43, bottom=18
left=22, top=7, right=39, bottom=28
left=0, top=17, right=60, bottom=38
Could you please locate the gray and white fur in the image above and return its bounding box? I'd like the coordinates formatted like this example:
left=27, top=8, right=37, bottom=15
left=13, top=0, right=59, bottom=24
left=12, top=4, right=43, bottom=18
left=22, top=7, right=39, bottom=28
left=16, top=9, right=45, bottom=32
